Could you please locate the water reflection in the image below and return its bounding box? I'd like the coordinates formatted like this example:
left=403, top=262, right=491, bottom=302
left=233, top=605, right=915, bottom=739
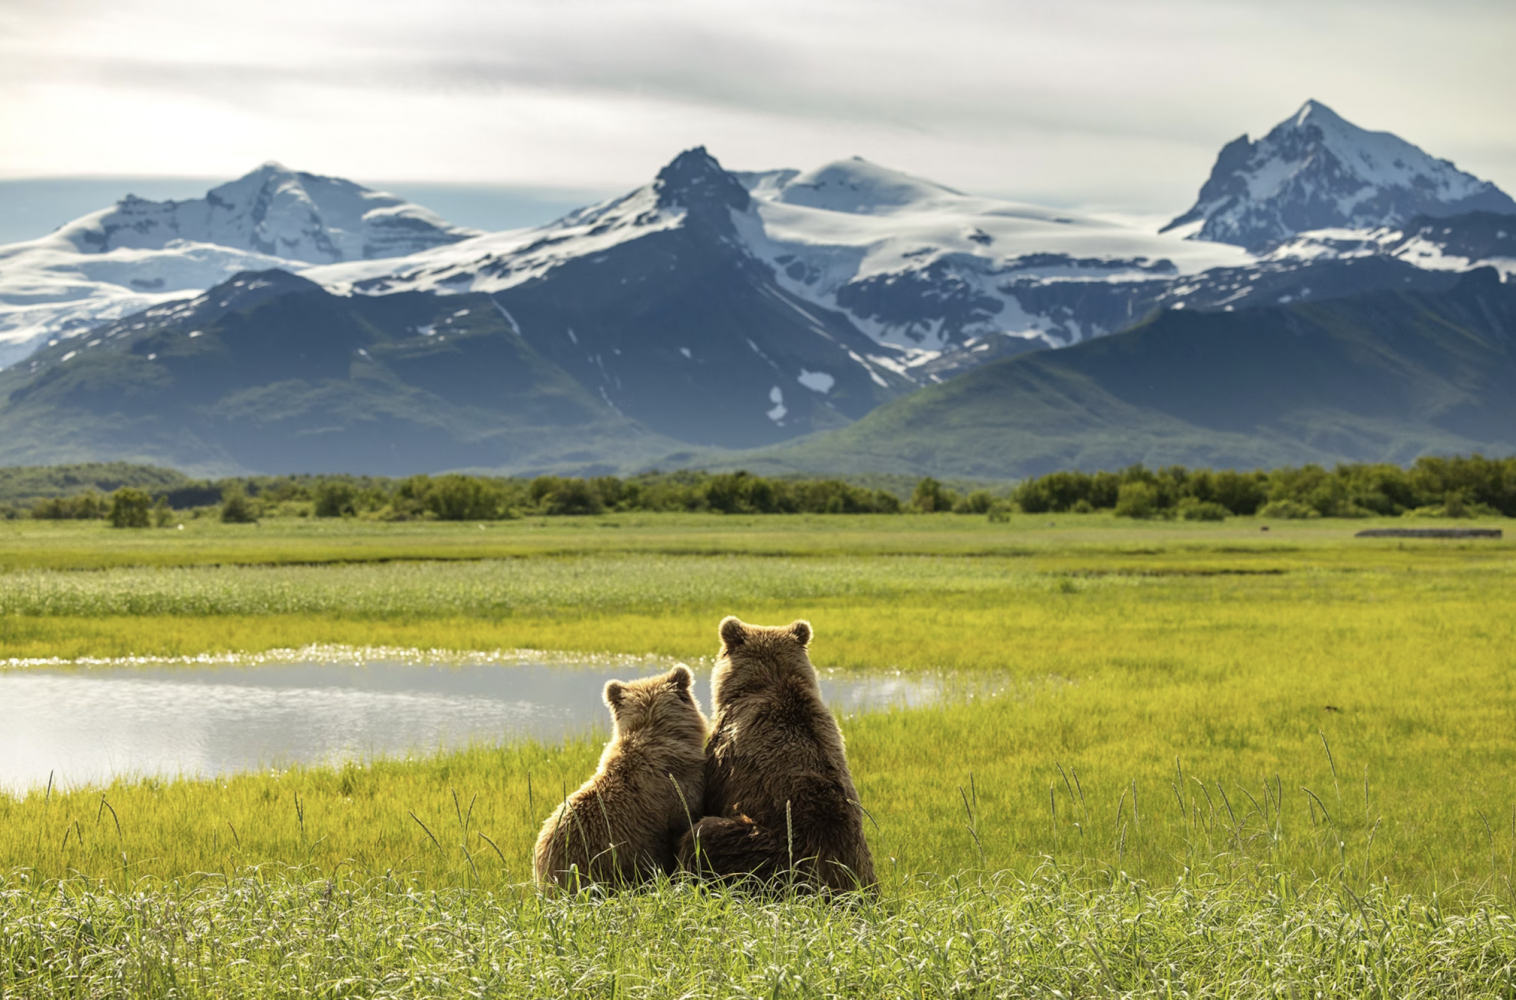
left=0, top=659, right=944, bottom=795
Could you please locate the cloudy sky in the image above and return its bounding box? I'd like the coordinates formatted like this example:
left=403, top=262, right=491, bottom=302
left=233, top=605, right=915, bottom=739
left=2, top=0, right=1512, bottom=219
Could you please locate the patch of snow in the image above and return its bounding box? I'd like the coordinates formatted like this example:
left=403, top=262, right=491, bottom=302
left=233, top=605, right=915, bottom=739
left=797, top=369, right=834, bottom=393
left=766, top=385, right=787, bottom=422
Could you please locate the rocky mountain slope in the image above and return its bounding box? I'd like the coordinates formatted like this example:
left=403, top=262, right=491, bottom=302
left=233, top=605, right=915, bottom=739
left=744, top=268, right=1516, bottom=478
left=1164, top=100, right=1516, bottom=249
left=307, top=148, right=1252, bottom=383
left=0, top=271, right=677, bottom=476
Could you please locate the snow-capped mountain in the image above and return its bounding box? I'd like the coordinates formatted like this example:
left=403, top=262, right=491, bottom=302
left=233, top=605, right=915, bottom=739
left=1164, top=100, right=1516, bottom=249
left=3, top=124, right=1513, bottom=475
left=309, top=149, right=1249, bottom=386
left=57, top=162, right=477, bottom=263
left=3, top=111, right=1511, bottom=399
left=0, top=164, right=478, bottom=366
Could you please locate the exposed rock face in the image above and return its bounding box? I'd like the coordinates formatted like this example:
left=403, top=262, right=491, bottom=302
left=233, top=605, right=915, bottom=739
left=1165, top=100, right=1516, bottom=249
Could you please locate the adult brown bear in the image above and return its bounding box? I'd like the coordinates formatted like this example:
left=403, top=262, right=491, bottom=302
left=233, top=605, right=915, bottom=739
left=677, top=617, right=876, bottom=893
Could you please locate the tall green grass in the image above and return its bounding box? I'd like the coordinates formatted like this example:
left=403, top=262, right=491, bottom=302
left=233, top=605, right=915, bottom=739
left=4, top=867, right=1514, bottom=998
left=3, top=549, right=1514, bottom=897
left=2, top=515, right=1514, bottom=992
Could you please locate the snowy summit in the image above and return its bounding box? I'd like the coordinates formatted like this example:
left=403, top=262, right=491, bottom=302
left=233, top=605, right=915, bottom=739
left=1163, top=100, right=1516, bottom=249
left=55, top=162, right=479, bottom=265
left=0, top=164, right=480, bottom=365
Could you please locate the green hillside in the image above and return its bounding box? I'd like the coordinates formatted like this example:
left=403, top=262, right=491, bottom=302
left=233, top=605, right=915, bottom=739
left=0, top=272, right=681, bottom=478
left=741, top=268, right=1516, bottom=478
left=0, top=462, right=195, bottom=507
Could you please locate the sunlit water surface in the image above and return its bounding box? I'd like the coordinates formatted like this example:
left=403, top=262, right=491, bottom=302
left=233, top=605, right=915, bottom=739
left=1, top=657, right=944, bottom=794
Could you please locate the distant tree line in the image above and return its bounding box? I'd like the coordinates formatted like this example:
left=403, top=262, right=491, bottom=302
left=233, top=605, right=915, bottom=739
left=7, top=456, right=1513, bottom=526
left=1011, top=455, right=1516, bottom=519
left=16, top=470, right=905, bottom=524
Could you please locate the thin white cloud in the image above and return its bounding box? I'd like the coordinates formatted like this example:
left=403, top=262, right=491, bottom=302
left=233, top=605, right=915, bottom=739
left=1, top=0, right=1512, bottom=215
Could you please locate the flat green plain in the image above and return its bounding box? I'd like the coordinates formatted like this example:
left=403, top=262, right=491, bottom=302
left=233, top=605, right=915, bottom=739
left=3, top=513, right=1514, bottom=997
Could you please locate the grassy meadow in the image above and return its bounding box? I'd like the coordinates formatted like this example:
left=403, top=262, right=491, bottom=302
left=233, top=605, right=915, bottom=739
left=3, top=512, right=1515, bottom=996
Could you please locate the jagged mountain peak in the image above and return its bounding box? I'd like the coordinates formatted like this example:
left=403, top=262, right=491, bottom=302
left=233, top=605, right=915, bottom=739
left=1290, top=98, right=1344, bottom=128
left=1164, top=100, right=1516, bottom=248
left=653, top=146, right=751, bottom=214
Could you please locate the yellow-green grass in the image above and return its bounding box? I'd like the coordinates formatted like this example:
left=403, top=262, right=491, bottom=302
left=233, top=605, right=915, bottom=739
left=6, top=869, right=1514, bottom=998
left=3, top=518, right=1514, bottom=902
left=4, top=510, right=1511, bottom=571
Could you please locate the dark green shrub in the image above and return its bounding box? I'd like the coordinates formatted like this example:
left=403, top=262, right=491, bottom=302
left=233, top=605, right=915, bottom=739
left=1257, top=499, right=1318, bottom=519
left=220, top=486, right=258, bottom=524
left=31, top=492, right=105, bottom=519
left=1177, top=498, right=1229, bottom=522
left=428, top=475, right=503, bottom=520
left=1114, top=482, right=1160, bottom=519
left=314, top=481, right=358, bottom=518
left=108, top=487, right=153, bottom=528
left=910, top=477, right=955, bottom=513
left=954, top=490, right=996, bottom=515
left=537, top=478, right=604, bottom=516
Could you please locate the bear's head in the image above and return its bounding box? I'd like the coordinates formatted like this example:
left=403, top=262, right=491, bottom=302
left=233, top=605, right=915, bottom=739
left=603, top=663, right=708, bottom=741
left=709, top=616, right=817, bottom=709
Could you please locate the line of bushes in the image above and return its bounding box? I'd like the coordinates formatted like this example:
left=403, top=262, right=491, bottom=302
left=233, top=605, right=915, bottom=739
left=19, top=470, right=907, bottom=525
left=1011, top=455, right=1516, bottom=519
left=11, top=455, right=1514, bottom=527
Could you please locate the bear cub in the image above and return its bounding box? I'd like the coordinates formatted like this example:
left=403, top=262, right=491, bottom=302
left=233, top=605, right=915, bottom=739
left=534, top=664, right=708, bottom=888
left=677, top=617, right=877, bottom=893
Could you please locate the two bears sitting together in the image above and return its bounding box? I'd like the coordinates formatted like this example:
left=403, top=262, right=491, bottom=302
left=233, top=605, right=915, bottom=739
left=533, top=616, right=876, bottom=893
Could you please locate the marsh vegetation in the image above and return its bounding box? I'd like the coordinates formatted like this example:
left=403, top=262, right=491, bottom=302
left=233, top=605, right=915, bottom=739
left=2, top=513, right=1514, bottom=995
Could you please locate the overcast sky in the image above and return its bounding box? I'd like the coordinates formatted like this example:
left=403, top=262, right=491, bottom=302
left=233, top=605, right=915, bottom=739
left=1, top=0, right=1512, bottom=217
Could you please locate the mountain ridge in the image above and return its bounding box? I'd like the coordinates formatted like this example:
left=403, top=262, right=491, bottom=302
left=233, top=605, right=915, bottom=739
left=58, top=162, right=479, bottom=263
left=734, top=268, right=1516, bottom=479
left=1165, top=100, right=1516, bottom=249
left=0, top=165, right=480, bottom=367
left=0, top=105, right=1513, bottom=476
left=0, top=270, right=681, bottom=477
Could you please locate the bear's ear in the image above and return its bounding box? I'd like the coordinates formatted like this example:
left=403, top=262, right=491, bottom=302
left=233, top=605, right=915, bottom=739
left=669, top=664, right=694, bottom=690
left=719, top=616, right=747, bottom=648
left=789, top=620, right=813, bottom=647
left=603, top=680, right=626, bottom=711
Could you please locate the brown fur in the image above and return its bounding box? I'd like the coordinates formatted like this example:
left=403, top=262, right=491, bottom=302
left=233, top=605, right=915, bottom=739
left=533, top=664, right=708, bottom=889
left=677, top=617, right=877, bottom=893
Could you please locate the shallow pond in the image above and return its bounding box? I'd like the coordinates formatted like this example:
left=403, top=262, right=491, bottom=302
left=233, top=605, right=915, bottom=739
left=0, top=655, right=943, bottom=795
